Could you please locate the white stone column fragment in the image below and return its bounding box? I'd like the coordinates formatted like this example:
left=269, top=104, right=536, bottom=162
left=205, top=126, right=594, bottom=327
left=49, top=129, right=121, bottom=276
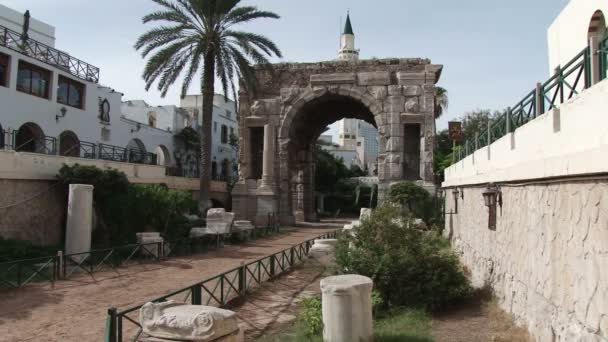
left=260, top=123, right=275, bottom=190
left=65, top=184, right=94, bottom=259
left=320, top=275, right=373, bottom=342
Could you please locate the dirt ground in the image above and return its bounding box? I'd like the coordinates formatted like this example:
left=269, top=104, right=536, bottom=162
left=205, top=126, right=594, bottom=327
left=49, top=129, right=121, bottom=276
left=0, top=227, right=336, bottom=342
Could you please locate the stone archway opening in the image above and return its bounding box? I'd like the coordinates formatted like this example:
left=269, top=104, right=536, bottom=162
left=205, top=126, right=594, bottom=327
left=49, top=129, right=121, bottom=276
left=588, top=10, right=607, bottom=42
left=154, top=144, right=171, bottom=166
left=15, top=122, right=47, bottom=153
left=59, top=131, right=80, bottom=157
left=126, top=138, right=147, bottom=163
left=284, top=93, right=377, bottom=222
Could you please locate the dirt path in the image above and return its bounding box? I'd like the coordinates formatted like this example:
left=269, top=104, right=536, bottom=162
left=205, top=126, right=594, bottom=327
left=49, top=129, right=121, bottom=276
left=230, top=258, right=328, bottom=341
left=0, top=227, right=335, bottom=342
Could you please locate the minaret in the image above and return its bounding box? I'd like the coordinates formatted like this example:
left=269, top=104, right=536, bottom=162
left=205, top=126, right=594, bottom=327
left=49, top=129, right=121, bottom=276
left=337, top=12, right=359, bottom=61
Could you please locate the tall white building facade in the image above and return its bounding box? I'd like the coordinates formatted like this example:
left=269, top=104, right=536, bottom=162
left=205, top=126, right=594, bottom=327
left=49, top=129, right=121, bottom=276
left=180, top=94, right=238, bottom=181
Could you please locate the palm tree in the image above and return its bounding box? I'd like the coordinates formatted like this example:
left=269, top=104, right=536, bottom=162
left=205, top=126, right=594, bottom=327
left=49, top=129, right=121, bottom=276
left=435, top=86, right=449, bottom=119
left=135, top=0, right=282, bottom=214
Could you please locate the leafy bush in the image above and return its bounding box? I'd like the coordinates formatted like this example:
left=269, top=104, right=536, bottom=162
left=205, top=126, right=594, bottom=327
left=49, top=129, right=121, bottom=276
left=335, top=204, right=470, bottom=310
left=298, top=296, right=323, bottom=336
left=388, top=181, right=443, bottom=227
left=57, top=164, right=196, bottom=246
left=0, top=238, right=61, bottom=261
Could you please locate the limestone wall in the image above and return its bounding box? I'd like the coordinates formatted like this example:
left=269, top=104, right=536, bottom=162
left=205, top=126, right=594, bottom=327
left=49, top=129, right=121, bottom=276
left=445, top=182, right=608, bottom=341
left=0, top=179, right=65, bottom=246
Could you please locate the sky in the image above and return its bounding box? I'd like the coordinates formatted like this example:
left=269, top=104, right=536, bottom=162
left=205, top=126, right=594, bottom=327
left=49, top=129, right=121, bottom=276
left=2, top=0, right=570, bottom=137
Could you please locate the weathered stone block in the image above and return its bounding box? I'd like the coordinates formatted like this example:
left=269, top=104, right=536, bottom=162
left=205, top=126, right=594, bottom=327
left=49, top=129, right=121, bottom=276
left=310, top=73, right=356, bottom=85
left=357, top=71, right=390, bottom=86
left=386, top=112, right=401, bottom=124
left=405, top=98, right=420, bottom=113
left=367, top=86, right=387, bottom=100
left=280, top=87, right=301, bottom=104
left=384, top=96, right=405, bottom=113
left=386, top=153, right=401, bottom=164
left=397, top=72, right=426, bottom=85
left=139, top=301, right=243, bottom=342
left=403, top=85, right=422, bottom=97
left=386, top=137, right=403, bottom=152
left=387, top=85, right=402, bottom=96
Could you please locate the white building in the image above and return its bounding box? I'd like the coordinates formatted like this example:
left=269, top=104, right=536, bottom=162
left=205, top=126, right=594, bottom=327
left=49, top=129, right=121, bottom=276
left=180, top=94, right=238, bottom=181
left=0, top=4, right=174, bottom=167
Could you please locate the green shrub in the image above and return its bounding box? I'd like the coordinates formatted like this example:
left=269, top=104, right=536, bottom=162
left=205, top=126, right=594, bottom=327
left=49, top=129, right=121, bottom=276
left=298, top=296, right=323, bottom=336
left=0, top=238, right=60, bottom=261
left=388, top=181, right=444, bottom=227
left=335, top=204, right=470, bottom=310
left=57, top=164, right=196, bottom=246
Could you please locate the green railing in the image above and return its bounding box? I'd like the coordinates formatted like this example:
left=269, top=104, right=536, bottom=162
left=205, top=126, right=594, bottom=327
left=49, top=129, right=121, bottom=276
left=1, top=214, right=282, bottom=289
left=455, top=42, right=599, bottom=163
left=600, top=35, right=608, bottom=80
left=105, top=230, right=339, bottom=342
left=0, top=256, right=58, bottom=288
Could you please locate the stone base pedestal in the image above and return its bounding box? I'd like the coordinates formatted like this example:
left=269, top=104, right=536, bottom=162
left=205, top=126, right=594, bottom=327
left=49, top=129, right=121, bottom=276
left=65, top=184, right=94, bottom=262
left=321, top=275, right=373, bottom=342
left=136, top=232, right=164, bottom=258
left=254, top=191, right=277, bottom=226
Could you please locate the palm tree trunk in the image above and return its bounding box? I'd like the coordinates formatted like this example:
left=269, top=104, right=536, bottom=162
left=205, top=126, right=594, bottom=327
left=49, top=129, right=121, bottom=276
left=199, top=50, right=216, bottom=215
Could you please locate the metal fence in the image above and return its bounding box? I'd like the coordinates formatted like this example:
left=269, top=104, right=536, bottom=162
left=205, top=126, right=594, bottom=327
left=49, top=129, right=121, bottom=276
left=1, top=25, right=100, bottom=83
left=600, top=35, right=608, bottom=81
left=105, top=230, right=339, bottom=342
left=455, top=41, right=603, bottom=163
left=0, top=215, right=283, bottom=290
left=0, top=255, right=58, bottom=288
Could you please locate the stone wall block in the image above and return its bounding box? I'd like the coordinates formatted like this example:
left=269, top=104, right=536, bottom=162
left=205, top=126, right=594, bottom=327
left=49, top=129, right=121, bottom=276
left=386, top=112, right=401, bottom=125
left=310, top=73, right=356, bottom=85
left=384, top=96, right=406, bottom=113
left=280, top=87, right=302, bottom=104
left=367, top=86, right=388, bottom=100
left=397, top=72, right=426, bottom=85
left=404, top=98, right=420, bottom=113
left=357, top=71, right=390, bottom=86
left=387, top=85, right=403, bottom=96
left=386, top=137, right=403, bottom=152
left=403, top=85, right=422, bottom=97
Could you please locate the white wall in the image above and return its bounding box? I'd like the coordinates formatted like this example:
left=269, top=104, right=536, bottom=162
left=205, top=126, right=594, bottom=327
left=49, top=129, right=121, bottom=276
left=548, top=0, right=608, bottom=73
left=443, top=78, right=608, bottom=187
left=180, top=94, right=238, bottom=177
left=0, top=4, right=55, bottom=47
left=0, top=45, right=175, bottom=165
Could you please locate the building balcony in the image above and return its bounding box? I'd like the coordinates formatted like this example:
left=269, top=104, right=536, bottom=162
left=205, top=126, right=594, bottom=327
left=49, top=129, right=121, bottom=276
left=0, top=25, right=100, bottom=83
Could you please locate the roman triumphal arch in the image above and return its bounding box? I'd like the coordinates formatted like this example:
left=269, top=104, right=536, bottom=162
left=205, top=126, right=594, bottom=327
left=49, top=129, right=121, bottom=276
left=232, top=58, right=443, bottom=225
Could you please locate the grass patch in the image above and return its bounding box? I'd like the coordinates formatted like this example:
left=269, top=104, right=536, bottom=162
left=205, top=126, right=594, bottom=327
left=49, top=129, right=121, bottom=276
left=256, top=308, right=433, bottom=342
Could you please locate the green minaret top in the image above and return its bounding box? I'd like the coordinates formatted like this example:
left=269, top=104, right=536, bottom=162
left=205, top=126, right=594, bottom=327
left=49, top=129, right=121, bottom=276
left=343, top=12, right=354, bottom=35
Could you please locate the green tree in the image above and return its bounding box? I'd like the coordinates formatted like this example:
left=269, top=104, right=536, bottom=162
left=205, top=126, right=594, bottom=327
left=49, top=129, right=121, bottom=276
left=135, top=0, right=282, bottom=214
left=434, top=86, right=449, bottom=119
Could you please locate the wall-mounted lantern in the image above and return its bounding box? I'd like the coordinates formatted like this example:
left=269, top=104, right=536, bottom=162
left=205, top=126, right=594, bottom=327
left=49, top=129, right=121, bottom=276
left=56, top=107, right=67, bottom=122
left=483, top=183, right=502, bottom=230
left=452, top=188, right=460, bottom=214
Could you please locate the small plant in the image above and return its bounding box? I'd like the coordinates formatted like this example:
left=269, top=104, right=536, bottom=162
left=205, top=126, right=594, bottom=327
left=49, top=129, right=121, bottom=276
left=298, top=296, right=323, bottom=336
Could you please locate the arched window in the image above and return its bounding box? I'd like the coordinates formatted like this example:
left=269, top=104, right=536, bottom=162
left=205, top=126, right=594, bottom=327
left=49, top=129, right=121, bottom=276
left=154, top=144, right=171, bottom=166
left=148, top=111, right=157, bottom=128
left=15, top=122, right=47, bottom=153
left=588, top=10, right=607, bottom=42
left=59, top=131, right=80, bottom=157
left=126, top=138, right=147, bottom=163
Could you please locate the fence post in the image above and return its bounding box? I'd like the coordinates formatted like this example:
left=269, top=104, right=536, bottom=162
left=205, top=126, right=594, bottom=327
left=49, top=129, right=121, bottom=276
left=506, top=107, right=512, bottom=134
left=535, top=81, right=544, bottom=117
left=57, top=251, right=64, bottom=280
left=590, top=37, right=601, bottom=86
left=269, top=255, right=276, bottom=278
left=105, top=307, right=117, bottom=342
left=290, top=247, right=295, bottom=266
left=191, top=285, right=202, bottom=305
left=238, top=262, right=246, bottom=295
